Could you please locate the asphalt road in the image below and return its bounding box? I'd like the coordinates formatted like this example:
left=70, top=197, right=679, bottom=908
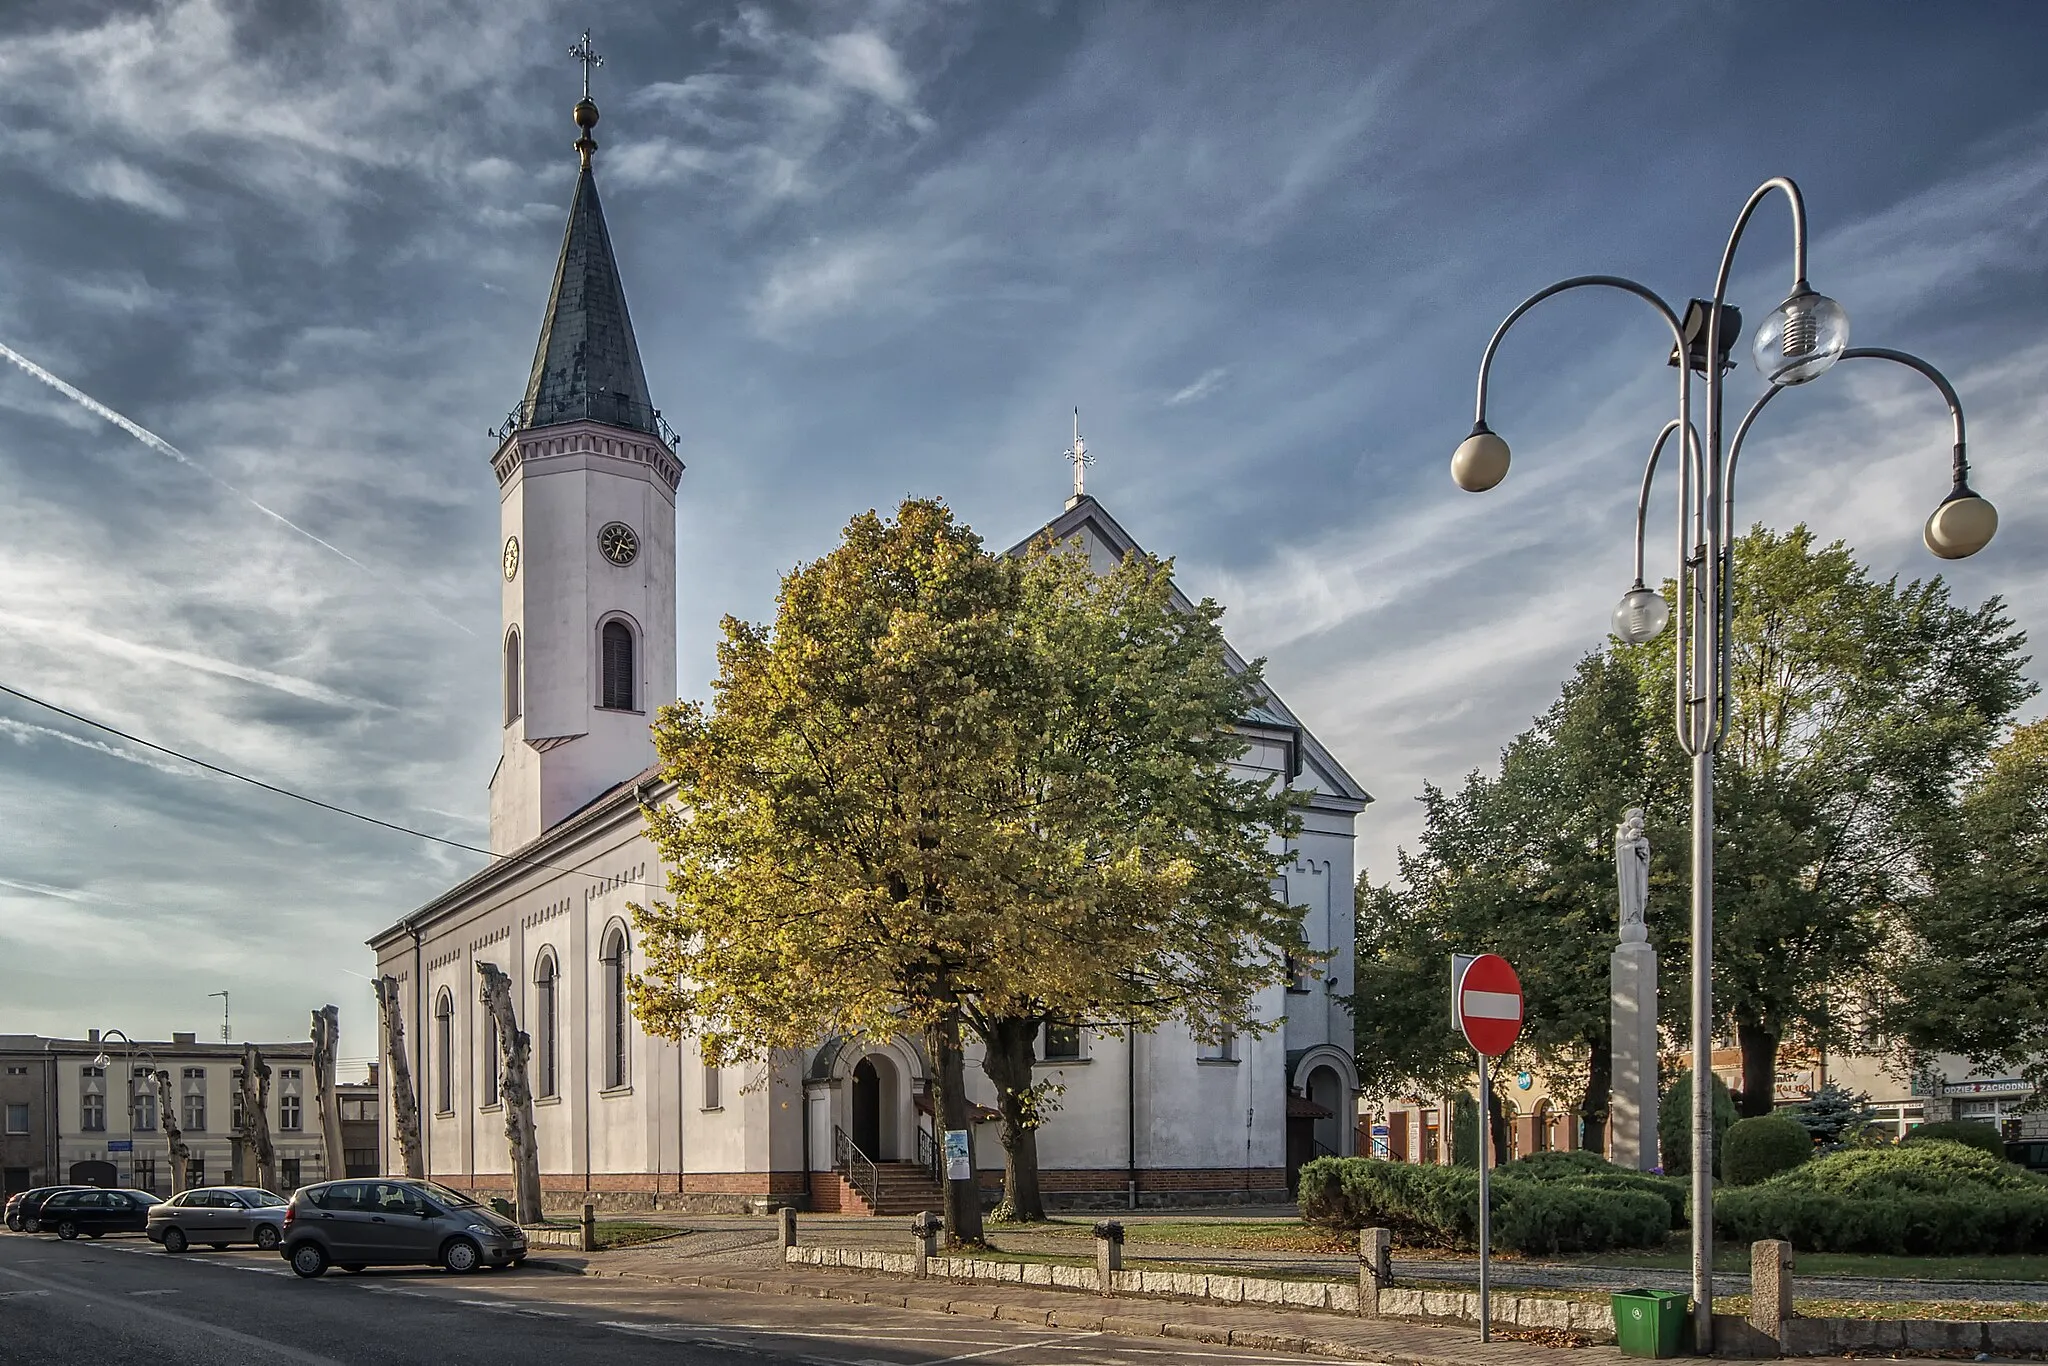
left=0, top=1230, right=1330, bottom=1366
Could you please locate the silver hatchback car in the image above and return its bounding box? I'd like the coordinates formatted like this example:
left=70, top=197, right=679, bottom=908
left=281, top=1177, right=526, bottom=1277
left=148, top=1186, right=289, bottom=1253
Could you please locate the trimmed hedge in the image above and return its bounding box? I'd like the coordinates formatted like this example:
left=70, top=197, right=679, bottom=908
left=1710, top=1139, right=2048, bottom=1254
left=1723, top=1115, right=1813, bottom=1187
left=1903, top=1120, right=2007, bottom=1158
left=1500, top=1153, right=1689, bottom=1227
left=1299, top=1156, right=1670, bottom=1255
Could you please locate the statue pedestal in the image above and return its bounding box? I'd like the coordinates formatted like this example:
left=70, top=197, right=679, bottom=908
left=1610, top=941, right=1660, bottom=1170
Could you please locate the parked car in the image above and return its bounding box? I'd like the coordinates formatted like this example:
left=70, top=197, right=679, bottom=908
left=38, top=1188, right=159, bottom=1240
left=148, top=1186, right=289, bottom=1253
left=7, top=1185, right=88, bottom=1233
left=280, top=1178, right=526, bottom=1278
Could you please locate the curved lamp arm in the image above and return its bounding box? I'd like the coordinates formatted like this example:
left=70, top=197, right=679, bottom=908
left=1704, top=177, right=1811, bottom=415
left=1629, top=419, right=1705, bottom=587
left=1470, top=275, right=1686, bottom=428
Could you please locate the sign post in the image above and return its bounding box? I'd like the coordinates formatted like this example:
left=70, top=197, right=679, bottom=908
left=1452, top=952, right=1524, bottom=1343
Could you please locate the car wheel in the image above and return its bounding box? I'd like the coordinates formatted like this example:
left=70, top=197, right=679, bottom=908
left=254, top=1225, right=280, bottom=1251
left=56, top=1221, right=79, bottom=1241
left=441, top=1238, right=482, bottom=1274
left=163, top=1227, right=188, bottom=1254
left=23, top=1219, right=39, bottom=1234
left=288, top=1242, right=328, bottom=1279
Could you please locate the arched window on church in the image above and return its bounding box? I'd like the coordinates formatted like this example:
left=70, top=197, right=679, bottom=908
left=601, top=926, right=629, bottom=1090
left=504, top=628, right=522, bottom=726
left=601, top=620, right=635, bottom=711
left=535, top=952, right=558, bottom=1097
left=481, top=1007, right=500, bottom=1109
left=434, top=989, right=453, bottom=1115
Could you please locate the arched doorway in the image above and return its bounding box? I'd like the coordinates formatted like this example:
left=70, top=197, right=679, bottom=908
left=849, top=1055, right=902, bottom=1159
left=1307, top=1066, right=1344, bottom=1156
left=69, top=1160, right=116, bottom=1188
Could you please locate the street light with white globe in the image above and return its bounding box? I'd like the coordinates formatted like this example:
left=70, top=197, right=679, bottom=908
left=1447, top=176, right=1996, bottom=1348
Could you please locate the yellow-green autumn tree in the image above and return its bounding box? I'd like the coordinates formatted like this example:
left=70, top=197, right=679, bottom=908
left=630, top=499, right=1304, bottom=1240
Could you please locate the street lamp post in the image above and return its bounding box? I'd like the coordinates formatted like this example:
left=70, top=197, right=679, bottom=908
left=91, top=1029, right=164, bottom=1193
left=1450, top=176, right=1997, bottom=1349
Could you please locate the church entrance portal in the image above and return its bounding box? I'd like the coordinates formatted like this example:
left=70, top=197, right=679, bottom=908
left=851, top=1058, right=883, bottom=1159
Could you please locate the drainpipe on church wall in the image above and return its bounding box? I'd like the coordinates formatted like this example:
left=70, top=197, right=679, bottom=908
left=1125, top=1019, right=1137, bottom=1211
left=412, top=922, right=425, bottom=1180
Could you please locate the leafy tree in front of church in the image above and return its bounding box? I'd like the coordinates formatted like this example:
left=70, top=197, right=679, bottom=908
left=631, top=500, right=1303, bottom=1241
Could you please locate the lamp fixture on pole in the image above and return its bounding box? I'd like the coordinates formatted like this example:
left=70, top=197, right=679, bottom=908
left=1448, top=176, right=1995, bottom=1349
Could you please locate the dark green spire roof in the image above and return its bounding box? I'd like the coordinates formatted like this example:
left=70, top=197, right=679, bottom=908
left=518, top=163, right=657, bottom=436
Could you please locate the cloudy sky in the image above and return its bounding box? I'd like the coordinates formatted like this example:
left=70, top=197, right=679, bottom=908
left=2, top=1, right=2044, bottom=1062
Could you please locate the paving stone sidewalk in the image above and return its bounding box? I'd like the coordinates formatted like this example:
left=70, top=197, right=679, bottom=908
left=545, top=1242, right=1631, bottom=1366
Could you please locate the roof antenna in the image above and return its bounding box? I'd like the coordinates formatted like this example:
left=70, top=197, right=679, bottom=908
left=1064, top=408, right=1092, bottom=508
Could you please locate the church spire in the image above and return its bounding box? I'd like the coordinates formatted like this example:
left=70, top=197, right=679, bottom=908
left=517, top=33, right=658, bottom=438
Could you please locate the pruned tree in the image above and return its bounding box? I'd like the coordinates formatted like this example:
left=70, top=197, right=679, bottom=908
left=477, top=962, right=543, bottom=1223
left=152, top=1069, right=191, bottom=1194
left=235, top=1045, right=276, bottom=1191
left=310, top=1005, right=345, bottom=1184
left=633, top=501, right=1303, bottom=1244
left=374, top=975, right=424, bottom=1178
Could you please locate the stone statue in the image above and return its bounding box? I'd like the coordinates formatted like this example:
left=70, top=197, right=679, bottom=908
left=1616, top=808, right=1650, bottom=944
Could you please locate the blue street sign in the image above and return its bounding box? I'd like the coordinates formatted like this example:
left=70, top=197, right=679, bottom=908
left=107, top=1140, right=133, bottom=1152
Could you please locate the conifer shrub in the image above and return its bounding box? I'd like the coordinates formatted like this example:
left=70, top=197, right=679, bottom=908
left=1500, top=1152, right=1689, bottom=1226
left=1902, top=1120, right=2008, bottom=1158
left=1723, top=1115, right=1813, bottom=1187
left=1659, top=1070, right=1737, bottom=1178
left=1298, top=1156, right=1671, bottom=1254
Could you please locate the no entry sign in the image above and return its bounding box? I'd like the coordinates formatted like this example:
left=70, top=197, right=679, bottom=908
left=1454, top=953, right=1523, bottom=1057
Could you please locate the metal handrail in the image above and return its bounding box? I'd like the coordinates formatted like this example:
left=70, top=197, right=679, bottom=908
left=916, top=1125, right=944, bottom=1187
left=833, top=1126, right=880, bottom=1210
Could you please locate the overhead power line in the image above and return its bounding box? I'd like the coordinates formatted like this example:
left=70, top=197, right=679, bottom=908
left=0, top=680, right=668, bottom=898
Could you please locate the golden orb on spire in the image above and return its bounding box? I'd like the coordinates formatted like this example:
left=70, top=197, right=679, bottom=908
left=574, top=96, right=599, bottom=131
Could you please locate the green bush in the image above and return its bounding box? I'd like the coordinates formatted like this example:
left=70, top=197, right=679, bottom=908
left=1451, top=1093, right=1480, bottom=1168
left=1659, top=1070, right=1737, bottom=1178
left=1299, top=1156, right=1671, bottom=1255
left=1902, top=1120, right=2007, bottom=1158
left=1501, top=1151, right=1613, bottom=1180
left=1499, top=1152, right=1689, bottom=1226
left=1724, top=1115, right=1813, bottom=1187
left=1710, top=1138, right=2048, bottom=1254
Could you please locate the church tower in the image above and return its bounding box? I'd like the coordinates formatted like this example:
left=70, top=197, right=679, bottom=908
left=489, top=70, right=681, bottom=854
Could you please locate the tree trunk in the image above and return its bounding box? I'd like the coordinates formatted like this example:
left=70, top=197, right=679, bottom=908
left=237, top=1045, right=277, bottom=1192
left=375, top=975, right=425, bottom=1177
left=478, top=962, right=544, bottom=1224
left=977, top=1015, right=1045, bottom=1223
left=310, top=1005, right=346, bottom=1183
left=926, top=1009, right=986, bottom=1248
left=1735, top=1015, right=1780, bottom=1118
left=1485, top=1081, right=1509, bottom=1164
left=153, top=1070, right=190, bottom=1194
left=1581, top=1032, right=1613, bottom=1156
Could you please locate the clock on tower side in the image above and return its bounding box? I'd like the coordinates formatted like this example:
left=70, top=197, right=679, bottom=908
left=489, top=421, right=681, bottom=855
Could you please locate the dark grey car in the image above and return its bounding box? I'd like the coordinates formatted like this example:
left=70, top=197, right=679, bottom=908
left=280, top=1178, right=526, bottom=1278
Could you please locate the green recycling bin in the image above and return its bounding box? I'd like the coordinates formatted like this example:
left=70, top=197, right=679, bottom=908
left=1611, top=1288, right=1689, bottom=1358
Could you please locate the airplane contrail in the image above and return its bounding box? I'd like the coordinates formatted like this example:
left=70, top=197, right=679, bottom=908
left=0, top=338, right=474, bottom=636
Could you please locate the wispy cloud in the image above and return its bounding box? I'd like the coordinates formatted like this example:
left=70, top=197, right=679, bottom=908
left=0, top=716, right=200, bottom=778
left=1165, top=367, right=1229, bottom=406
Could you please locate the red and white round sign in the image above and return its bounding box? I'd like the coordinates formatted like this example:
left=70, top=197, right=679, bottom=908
left=1456, top=953, right=1523, bottom=1057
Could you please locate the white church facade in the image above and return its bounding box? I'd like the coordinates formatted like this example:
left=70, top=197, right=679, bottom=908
left=369, top=89, right=1370, bottom=1214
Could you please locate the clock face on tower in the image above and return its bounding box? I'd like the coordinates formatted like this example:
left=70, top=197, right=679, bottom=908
left=598, top=521, right=639, bottom=567
left=502, top=535, right=520, bottom=582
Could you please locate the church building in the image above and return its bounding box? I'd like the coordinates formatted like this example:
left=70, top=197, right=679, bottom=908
left=369, top=82, right=1369, bottom=1214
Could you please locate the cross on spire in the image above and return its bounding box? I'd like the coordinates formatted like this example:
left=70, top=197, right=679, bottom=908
left=1064, top=408, right=1093, bottom=504
left=570, top=30, right=603, bottom=100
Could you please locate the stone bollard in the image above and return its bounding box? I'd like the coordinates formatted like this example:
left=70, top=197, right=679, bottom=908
left=1749, top=1239, right=1794, bottom=1344
left=580, top=1202, right=598, bottom=1253
left=778, top=1206, right=797, bottom=1251
left=1092, top=1220, right=1125, bottom=1295
left=911, top=1210, right=941, bottom=1280
left=1358, top=1227, right=1393, bottom=1317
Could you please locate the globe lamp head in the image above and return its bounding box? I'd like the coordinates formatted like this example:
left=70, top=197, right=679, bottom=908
left=1924, top=486, right=1998, bottom=559
left=1612, top=584, right=1670, bottom=645
left=1752, top=290, right=1848, bottom=386
left=1452, top=424, right=1511, bottom=492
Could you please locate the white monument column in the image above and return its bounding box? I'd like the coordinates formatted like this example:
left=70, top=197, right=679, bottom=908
left=1609, top=808, right=1659, bottom=1170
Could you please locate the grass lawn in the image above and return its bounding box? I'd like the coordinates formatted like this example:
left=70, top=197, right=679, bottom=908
left=1005, top=1218, right=1351, bottom=1253
left=531, top=1219, right=682, bottom=1250
left=1546, top=1247, right=2048, bottom=1282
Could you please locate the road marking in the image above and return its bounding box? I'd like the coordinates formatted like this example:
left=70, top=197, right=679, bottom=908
left=0, top=1289, right=51, bottom=1299
left=128, top=1288, right=179, bottom=1296
left=927, top=1333, right=1104, bottom=1364
left=0, top=1262, right=349, bottom=1365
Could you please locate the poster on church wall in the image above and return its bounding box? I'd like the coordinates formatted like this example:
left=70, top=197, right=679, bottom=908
left=943, top=1129, right=971, bottom=1181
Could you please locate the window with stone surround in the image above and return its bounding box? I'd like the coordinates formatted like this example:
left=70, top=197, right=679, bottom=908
left=504, top=627, right=522, bottom=726
left=600, top=620, right=635, bottom=710
left=434, top=989, right=454, bottom=1114
left=601, top=925, right=629, bottom=1089
left=535, top=951, right=559, bottom=1097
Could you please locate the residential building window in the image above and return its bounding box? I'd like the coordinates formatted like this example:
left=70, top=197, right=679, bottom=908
left=1198, top=1030, right=1237, bottom=1063
left=434, top=989, right=454, bottom=1114
left=280, top=1158, right=301, bottom=1189
left=183, top=1158, right=205, bottom=1189
left=600, top=620, right=635, bottom=710
left=133, top=1087, right=156, bottom=1132
left=535, top=951, right=559, bottom=1097
left=4, top=1065, right=26, bottom=1076
left=702, top=1062, right=722, bottom=1111
left=1042, top=1023, right=1082, bottom=1061
left=133, top=1158, right=154, bottom=1192
left=81, top=1066, right=105, bottom=1132
left=601, top=926, right=629, bottom=1089
left=232, top=1075, right=245, bottom=1132
left=281, top=1094, right=302, bottom=1131
left=183, top=1082, right=206, bottom=1133
left=482, top=1010, right=501, bottom=1109
left=4, top=1103, right=27, bottom=1135
left=504, top=627, right=522, bottom=726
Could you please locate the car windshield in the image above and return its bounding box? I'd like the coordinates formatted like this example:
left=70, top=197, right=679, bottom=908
left=411, top=1181, right=478, bottom=1209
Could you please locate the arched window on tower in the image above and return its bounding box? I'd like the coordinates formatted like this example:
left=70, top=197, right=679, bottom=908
left=481, top=1006, right=501, bottom=1110
left=601, top=620, right=635, bottom=711
left=434, top=989, right=453, bottom=1115
left=504, top=628, right=522, bottom=726
left=601, top=926, right=629, bottom=1090
left=535, top=951, right=559, bottom=1098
